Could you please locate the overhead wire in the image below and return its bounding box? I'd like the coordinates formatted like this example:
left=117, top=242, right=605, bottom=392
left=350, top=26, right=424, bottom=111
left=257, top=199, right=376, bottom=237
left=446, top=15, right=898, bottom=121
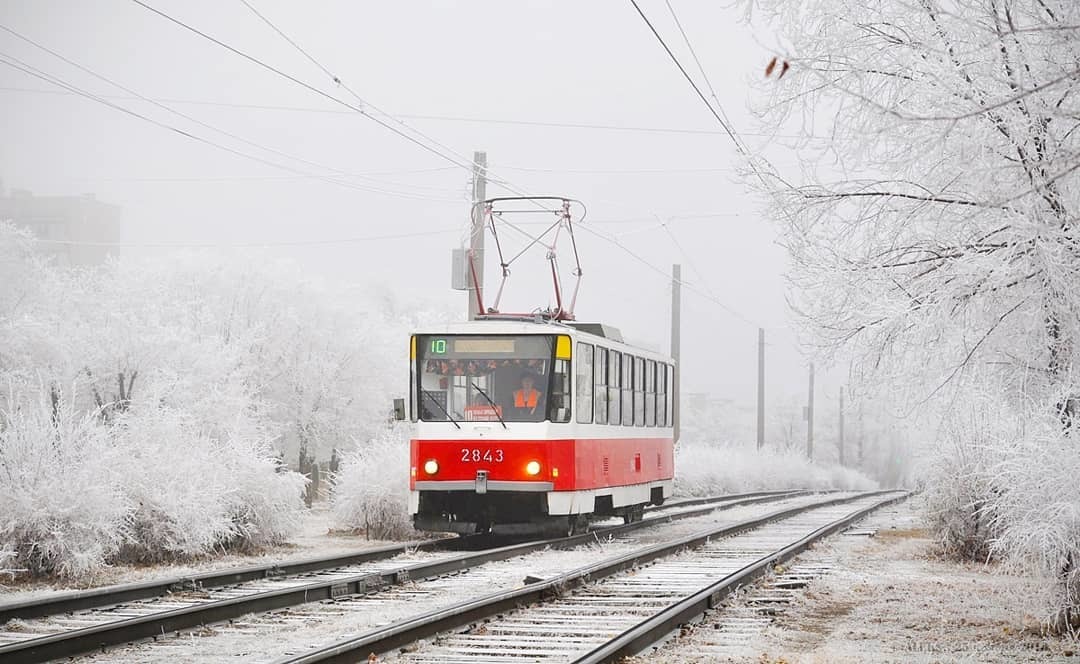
left=575, top=222, right=759, bottom=327
left=662, top=0, right=748, bottom=154
left=0, top=56, right=463, bottom=204
left=626, top=0, right=796, bottom=201
left=130, top=0, right=566, bottom=268
left=228, top=0, right=571, bottom=250
left=30, top=227, right=460, bottom=248
left=621, top=0, right=791, bottom=329
left=10, top=2, right=771, bottom=327
left=627, top=0, right=752, bottom=161
left=0, top=53, right=353, bottom=193
left=129, top=0, right=484, bottom=177
left=658, top=215, right=717, bottom=297
left=54, top=169, right=461, bottom=184
left=0, top=23, right=465, bottom=200
left=0, top=87, right=847, bottom=141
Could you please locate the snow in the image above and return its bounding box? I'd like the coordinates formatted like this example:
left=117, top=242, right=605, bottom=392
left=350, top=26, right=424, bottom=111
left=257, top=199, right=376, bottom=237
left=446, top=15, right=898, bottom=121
left=675, top=441, right=877, bottom=496
left=0, top=502, right=422, bottom=602
left=0, top=226, right=458, bottom=580
left=633, top=499, right=1079, bottom=663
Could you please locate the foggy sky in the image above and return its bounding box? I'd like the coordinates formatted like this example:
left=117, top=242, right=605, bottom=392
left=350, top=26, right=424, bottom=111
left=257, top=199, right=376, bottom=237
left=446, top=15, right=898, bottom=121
left=0, top=0, right=848, bottom=413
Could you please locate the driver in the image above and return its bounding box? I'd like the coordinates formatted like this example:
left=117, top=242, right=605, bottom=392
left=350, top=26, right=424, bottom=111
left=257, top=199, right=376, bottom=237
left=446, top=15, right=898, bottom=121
left=513, top=372, right=543, bottom=416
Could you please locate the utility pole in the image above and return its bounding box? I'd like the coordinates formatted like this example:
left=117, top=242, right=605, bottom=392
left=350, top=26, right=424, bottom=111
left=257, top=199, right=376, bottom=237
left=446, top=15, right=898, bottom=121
left=671, top=264, right=681, bottom=444
left=806, top=362, right=815, bottom=460
left=838, top=386, right=845, bottom=466
left=468, top=150, right=487, bottom=321
left=756, top=328, right=765, bottom=450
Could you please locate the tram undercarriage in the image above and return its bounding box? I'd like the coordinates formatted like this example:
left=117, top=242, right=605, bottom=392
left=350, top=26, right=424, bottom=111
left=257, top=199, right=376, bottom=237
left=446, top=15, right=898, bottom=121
left=412, top=483, right=667, bottom=536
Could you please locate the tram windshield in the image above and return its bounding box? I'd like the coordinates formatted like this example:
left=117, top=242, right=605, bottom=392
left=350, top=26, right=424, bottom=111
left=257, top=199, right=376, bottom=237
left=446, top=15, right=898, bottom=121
left=415, top=335, right=555, bottom=423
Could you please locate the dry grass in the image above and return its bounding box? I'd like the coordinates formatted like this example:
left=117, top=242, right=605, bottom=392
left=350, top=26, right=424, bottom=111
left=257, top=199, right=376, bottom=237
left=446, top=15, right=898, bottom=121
left=873, top=527, right=930, bottom=541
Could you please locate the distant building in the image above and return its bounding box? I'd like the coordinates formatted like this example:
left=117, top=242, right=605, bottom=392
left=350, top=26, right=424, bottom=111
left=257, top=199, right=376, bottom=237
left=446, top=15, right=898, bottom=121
left=0, top=182, right=121, bottom=266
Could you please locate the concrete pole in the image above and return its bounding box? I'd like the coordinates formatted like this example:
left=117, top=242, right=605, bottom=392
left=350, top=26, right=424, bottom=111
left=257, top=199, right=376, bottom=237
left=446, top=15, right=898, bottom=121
left=807, top=362, right=815, bottom=460
left=671, top=264, right=681, bottom=444
left=756, top=327, right=765, bottom=450
left=468, top=151, right=487, bottom=320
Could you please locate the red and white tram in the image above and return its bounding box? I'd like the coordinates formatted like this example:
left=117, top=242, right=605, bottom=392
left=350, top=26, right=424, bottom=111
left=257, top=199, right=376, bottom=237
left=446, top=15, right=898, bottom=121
left=408, top=319, right=676, bottom=535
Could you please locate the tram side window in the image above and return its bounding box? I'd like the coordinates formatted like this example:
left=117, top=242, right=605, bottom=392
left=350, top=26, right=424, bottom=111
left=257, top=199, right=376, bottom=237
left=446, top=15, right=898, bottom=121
left=657, top=362, right=667, bottom=427
left=550, top=359, right=571, bottom=423
left=621, top=353, right=634, bottom=426
left=666, top=364, right=675, bottom=428
left=594, top=347, right=608, bottom=424
left=645, top=360, right=656, bottom=427
left=608, top=350, right=621, bottom=425
left=633, top=356, right=645, bottom=426
left=576, top=343, right=594, bottom=424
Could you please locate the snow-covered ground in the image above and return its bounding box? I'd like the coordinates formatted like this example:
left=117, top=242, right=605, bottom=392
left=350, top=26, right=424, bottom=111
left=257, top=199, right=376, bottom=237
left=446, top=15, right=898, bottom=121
left=0, top=503, right=426, bottom=603
left=635, top=499, right=1079, bottom=663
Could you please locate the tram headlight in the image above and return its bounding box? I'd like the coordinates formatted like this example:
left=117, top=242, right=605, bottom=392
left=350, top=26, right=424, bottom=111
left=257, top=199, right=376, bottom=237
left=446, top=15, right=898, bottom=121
left=525, top=460, right=542, bottom=476
left=423, top=459, right=439, bottom=475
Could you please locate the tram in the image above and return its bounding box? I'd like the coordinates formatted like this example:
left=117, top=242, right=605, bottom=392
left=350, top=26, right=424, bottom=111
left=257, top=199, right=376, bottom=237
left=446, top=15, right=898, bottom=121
left=408, top=319, right=676, bottom=534
left=407, top=196, right=676, bottom=535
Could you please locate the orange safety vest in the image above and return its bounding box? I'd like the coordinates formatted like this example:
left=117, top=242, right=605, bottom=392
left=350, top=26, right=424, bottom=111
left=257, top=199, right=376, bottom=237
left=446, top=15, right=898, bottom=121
left=514, top=388, right=540, bottom=409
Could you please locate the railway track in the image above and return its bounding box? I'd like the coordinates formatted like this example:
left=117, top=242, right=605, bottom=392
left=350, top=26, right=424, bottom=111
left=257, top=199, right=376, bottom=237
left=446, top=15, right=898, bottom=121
left=652, top=501, right=920, bottom=661
left=0, top=490, right=803, bottom=663
left=271, top=490, right=907, bottom=664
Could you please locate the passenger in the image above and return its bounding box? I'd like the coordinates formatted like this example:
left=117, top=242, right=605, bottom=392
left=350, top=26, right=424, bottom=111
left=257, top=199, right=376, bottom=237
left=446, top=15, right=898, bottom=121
left=513, top=372, right=543, bottom=417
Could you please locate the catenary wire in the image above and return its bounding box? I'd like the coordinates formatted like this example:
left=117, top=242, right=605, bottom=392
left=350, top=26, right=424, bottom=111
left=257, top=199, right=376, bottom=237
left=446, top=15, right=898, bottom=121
left=54, top=170, right=460, bottom=183
left=576, top=222, right=760, bottom=327
left=626, top=0, right=797, bottom=199
left=662, top=0, right=748, bottom=154
left=0, top=87, right=845, bottom=141
left=0, top=24, right=465, bottom=198
left=30, top=228, right=461, bottom=249
left=228, top=0, right=570, bottom=252
left=131, top=0, right=564, bottom=264
left=627, top=0, right=749, bottom=158
left=11, top=4, right=768, bottom=328
left=0, top=53, right=463, bottom=203
left=130, top=0, right=484, bottom=176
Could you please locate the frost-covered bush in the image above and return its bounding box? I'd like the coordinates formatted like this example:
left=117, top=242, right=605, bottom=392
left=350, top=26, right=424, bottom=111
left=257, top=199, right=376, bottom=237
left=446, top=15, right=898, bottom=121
left=674, top=441, right=877, bottom=497
left=0, top=397, right=129, bottom=578
left=920, top=407, right=1007, bottom=562
left=918, top=387, right=1080, bottom=632
left=216, top=434, right=307, bottom=551
left=0, top=392, right=307, bottom=578
left=331, top=426, right=413, bottom=540
left=114, top=404, right=305, bottom=563
left=0, top=227, right=446, bottom=577
left=987, top=418, right=1080, bottom=633
left=0, top=548, right=17, bottom=580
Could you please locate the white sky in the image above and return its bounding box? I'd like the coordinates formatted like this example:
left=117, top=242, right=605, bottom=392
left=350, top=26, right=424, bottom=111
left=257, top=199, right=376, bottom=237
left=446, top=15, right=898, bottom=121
left=0, top=0, right=849, bottom=411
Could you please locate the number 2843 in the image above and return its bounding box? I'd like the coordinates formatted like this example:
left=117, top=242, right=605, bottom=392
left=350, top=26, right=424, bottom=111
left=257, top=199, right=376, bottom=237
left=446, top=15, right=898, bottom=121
left=461, top=448, right=504, bottom=462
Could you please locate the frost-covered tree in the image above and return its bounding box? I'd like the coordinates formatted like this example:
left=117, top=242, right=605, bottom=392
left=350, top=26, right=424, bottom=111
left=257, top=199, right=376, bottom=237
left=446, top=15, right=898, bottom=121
left=749, top=0, right=1079, bottom=414
left=745, top=0, right=1080, bottom=628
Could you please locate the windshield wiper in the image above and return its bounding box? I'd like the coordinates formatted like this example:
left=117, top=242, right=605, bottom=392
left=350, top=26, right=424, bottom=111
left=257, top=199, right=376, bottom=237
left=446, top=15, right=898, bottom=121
left=471, top=382, right=507, bottom=429
left=421, top=388, right=460, bottom=429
